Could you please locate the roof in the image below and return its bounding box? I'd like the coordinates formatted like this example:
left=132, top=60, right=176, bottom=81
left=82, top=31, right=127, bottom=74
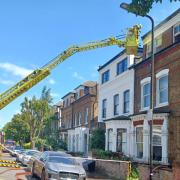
left=104, top=115, right=131, bottom=122
left=74, top=81, right=97, bottom=90
left=55, top=101, right=63, bottom=106
left=61, top=92, right=74, bottom=99
left=98, top=47, right=143, bottom=71
left=142, top=8, right=180, bottom=39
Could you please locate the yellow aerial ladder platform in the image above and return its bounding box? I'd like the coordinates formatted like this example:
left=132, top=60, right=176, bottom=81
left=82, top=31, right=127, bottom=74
left=0, top=25, right=141, bottom=110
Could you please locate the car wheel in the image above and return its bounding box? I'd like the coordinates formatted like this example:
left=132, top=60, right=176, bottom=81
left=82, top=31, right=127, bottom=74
left=41, top=169, right=46, bottom=180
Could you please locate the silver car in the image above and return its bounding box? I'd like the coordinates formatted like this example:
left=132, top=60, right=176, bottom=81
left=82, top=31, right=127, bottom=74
left=32, top=151, right=86, bottom=180
left=21, top=150, right=40, bottom=166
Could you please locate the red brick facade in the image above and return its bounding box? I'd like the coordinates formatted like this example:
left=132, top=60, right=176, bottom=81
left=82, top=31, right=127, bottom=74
left=134, top=42, right=180, bottom=164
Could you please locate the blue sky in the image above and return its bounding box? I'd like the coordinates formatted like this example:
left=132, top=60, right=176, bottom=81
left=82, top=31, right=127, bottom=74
left=0, top=0, right=179, bottom=128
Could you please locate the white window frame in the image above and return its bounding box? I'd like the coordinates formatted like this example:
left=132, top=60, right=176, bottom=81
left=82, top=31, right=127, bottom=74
left=78, top=112, right=82, bottom=126
left=156, top=69, right=169, bottom=108
left=113, top=94, right=119, bottom=116
left=85, top=107, right=89, bottom=124
left=152, top=125, right=162, bottom=162
left=102, top=99, right=107, bottom=119
left=140, top=77, right=151, bottom=111
left=135, top=126, right=143, bottom=159
left=123, top=90, right=130, bottom=114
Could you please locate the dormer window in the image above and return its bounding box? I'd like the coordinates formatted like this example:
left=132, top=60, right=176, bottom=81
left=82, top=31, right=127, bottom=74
left=174, top=23, right=180, bottom=43
left=155, top=35, right=162, bottom=52
left=146, top=42, right=151, bottom=58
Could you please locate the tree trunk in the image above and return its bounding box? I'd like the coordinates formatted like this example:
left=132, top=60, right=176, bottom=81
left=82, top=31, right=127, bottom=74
left=31, top=140, right=35, bottom=149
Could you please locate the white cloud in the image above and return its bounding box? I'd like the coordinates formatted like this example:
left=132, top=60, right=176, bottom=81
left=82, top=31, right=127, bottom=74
left=72, top=72, right=84, bottom=80
left=0, top=78, right=14, bottom=85
left=48, top=79, right=55, bottom=85
left=0, top=62, right=33, bottom=78
left=51, top=92, right=60, bottom=98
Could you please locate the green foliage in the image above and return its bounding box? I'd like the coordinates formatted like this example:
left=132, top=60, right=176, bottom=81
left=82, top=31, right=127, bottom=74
left=23, top=142, right=31, bottom=149
left=128, top=0, right=178, bottom=16
left=93, top=149, right=131, bottom=161
left=90, top=128, right=105, bottom=150
left=20, top=86, right=53, bottom=149
left=46, top=135, right=67, bottom=151
left=3, top=86, right=54, bottom=150
left=3, top=114, right=30, bottom=145
left=127, top=163, right=139, bottom=180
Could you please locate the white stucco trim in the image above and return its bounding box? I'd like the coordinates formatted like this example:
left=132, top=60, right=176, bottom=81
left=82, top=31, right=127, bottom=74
left=140, top=77, right=151, bottom=85
left=156, top=69, right=169, bottom=78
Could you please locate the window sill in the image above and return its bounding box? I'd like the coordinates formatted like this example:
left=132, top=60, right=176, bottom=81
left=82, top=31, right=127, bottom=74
left=155, top=102, right=169, bottom=108
left=140, top=107, right=150, bottom=112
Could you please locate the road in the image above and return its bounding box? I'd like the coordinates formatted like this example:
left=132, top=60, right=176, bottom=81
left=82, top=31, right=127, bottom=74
left=0, top=152, right=111, bottom=180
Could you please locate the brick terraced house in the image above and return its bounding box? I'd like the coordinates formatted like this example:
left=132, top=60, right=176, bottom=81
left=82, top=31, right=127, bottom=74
left=132, top=8, right=180, bottom=175
left=97, top=8, right=180, bottom=178
left=61, top=81, right=98, bottom=155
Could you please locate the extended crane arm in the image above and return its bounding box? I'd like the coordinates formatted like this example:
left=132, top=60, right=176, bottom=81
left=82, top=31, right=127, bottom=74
left=0, top=25, right=141, bottom=110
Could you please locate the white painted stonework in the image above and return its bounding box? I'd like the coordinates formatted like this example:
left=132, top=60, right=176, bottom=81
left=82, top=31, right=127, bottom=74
left=98, top=52, right=135, bottom=156
left=131, top=113, right=169, bottom=164
left=98, top=54, right=134, bottom=122
left=68, top=127, right=89, bottom=154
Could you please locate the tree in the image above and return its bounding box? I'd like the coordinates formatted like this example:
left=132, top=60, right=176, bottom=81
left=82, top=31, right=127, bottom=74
left=3, top=114, right=30, bottom=145
left=21, top=86, right=53, bottom=149
left=90, top=128, right=105, bottom=150
left=129, top=0, right=178, bottom=16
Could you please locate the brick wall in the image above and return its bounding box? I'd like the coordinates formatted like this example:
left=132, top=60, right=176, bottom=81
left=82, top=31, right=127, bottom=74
left=134, top=42, right=180, bottom=165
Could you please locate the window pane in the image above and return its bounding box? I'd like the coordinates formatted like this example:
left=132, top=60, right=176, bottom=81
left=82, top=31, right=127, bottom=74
left=102, top=70, right=109, bottom=84
left=108, top=129, right=113, bottom=151
left=144, top=95, right=150, bottom=107
left=136, top=127, right=143, bottom=142
left=143, top=83, right=150, bottom=95
left=159, top=76, right=168, bottom=90
left=124, top=90, right=130, bottom=113
left=159, top=75, right=168, bottom=104
left=117, top=129, right=127, bottom=152
left=160, top=89, right=168, bottom=103
left=137, top=143, right=143, bottom=158
left=114, top=95, right=119, bottom=115
left=117, top=58, right=128, bottom=75
left=102, top=99, right=107, bottom=118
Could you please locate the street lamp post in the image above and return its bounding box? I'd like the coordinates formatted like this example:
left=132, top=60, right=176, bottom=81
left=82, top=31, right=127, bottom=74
left=120, top=3, right=154, bottom=180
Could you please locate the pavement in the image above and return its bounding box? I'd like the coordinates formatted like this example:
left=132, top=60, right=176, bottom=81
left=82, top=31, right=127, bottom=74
left=0, top=152, right=112, bottom=180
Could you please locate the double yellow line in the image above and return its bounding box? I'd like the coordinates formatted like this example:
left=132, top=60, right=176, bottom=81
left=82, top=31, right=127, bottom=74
left=0, top=163, right=20, bottom=168
left=0, top=160, right=16, bottom=164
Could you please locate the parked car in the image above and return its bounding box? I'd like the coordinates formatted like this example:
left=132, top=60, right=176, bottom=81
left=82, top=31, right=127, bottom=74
left=10, top=146, right=24, bottom=157
left=32, top=151, right=86, bottom=180
left=21, top=150, right=40, bottom=166
left=16, top=149, right=26, bottom=162
left=28, top=151, right=43, bottom=168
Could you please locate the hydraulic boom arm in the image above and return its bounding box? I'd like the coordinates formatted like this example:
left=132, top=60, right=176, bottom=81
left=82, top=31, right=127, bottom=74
left=0, top=25, right=141, bottom=110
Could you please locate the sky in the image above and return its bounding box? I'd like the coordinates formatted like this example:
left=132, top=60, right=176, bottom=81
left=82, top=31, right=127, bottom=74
left=0, top=0, right=179, bottom=128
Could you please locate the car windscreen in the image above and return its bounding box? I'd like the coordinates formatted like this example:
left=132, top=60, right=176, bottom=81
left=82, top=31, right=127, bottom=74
left=26, top=151, right=39, bottom=156
left=48, top=156, right=75, bottom=165
left=15, top=146, right=23, bottom=150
